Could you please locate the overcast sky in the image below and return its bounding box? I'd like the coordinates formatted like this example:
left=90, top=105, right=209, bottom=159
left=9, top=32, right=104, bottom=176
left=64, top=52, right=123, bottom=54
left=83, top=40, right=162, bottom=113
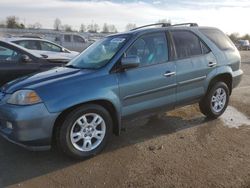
left=0, top=0, right=249, bottom=35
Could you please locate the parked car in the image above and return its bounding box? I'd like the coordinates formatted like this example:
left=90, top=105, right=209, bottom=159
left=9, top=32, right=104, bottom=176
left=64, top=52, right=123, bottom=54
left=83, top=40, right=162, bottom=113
left=54, top=33, right=92, bottom=52
left=0, top=39, right=70, bottom=86
left=0, top=23, right=243, bottom=159
left=5, top=37, right=79, bottom=59
left=236, top=40, right=250, bottom=50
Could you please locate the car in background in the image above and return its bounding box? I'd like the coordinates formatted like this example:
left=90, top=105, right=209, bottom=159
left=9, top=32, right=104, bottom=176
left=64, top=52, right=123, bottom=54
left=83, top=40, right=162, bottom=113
left=236, top=40, right=250, bottom=50
left=54, top=33, right=92, bottom=52
left=0, top=39, right=70, bottom=86
left=4, top=37, right=79, bottom=59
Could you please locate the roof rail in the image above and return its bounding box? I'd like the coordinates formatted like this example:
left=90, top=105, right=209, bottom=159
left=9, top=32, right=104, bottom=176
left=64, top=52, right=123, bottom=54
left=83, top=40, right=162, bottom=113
left=131, top=22, right=198, bottom=31
left=131, top=23, right=171, bottom=31
left=171, top=23, right=198, bottom=27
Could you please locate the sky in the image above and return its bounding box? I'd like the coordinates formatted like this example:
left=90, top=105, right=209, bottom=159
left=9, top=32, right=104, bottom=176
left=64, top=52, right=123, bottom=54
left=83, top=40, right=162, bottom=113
left=0, top=0, right=249, bottom=35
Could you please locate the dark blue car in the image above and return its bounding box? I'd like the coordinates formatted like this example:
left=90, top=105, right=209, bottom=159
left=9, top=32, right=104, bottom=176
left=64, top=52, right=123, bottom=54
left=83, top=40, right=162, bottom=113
left=0, top=23, right=243, bottom=159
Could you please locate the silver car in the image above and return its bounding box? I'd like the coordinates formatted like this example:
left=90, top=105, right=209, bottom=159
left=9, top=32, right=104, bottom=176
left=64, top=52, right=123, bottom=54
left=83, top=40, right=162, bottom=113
left=4, top=37, right=79, bottom=60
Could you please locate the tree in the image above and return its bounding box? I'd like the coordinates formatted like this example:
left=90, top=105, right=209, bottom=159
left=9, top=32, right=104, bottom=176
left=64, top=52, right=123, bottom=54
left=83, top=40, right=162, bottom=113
left=54, top=18, right=61, bottom=31
left=28, top=22, right=42, bottom=29
left=6, top=16, right=25, bottom=29
left=241, top=34, right=250, bottom=41
left=108, top=24, right=117, bottom=33
left=125, top=23, right=136, bottom=31
left=229, top=33, right=239, bottom=42
left=102, top=23, right=109, bottom=33
left=80, top=24, right=86, bottom=32
left=63, top=24, right=73, bottom=32
left=157, top=19, right=171, bottom=24
left=87, top=23, right=100, bottom=33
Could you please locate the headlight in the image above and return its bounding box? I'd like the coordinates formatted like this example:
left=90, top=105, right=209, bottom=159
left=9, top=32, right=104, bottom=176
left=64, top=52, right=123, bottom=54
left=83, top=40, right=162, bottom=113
left=7, top=90, right=42, bottom=105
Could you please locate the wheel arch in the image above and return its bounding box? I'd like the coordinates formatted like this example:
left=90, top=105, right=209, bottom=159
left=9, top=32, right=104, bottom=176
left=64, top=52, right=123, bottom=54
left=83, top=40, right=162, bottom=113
left=206, top=72, right=233, bottom=95
left=52, top=99, right=121, bottom=146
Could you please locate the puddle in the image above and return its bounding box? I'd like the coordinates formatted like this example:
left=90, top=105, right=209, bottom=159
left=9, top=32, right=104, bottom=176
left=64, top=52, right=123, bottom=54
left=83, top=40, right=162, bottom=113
left=220, top=106, right=250, bottom=128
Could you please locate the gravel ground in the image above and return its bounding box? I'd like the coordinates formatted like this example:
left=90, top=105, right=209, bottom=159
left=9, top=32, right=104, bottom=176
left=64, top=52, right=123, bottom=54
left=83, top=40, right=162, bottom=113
left=0, top=51, right=250, bottom=188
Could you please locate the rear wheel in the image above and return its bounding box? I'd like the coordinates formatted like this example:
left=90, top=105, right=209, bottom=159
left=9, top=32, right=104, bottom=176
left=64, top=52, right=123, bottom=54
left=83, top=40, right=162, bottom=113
left=57, top=104, right=112, bottom=159
left=199, top=82, right=229, bottom=119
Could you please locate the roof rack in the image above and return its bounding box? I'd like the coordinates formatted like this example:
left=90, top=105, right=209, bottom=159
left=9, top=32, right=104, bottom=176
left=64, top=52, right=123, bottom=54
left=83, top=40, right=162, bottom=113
left=131, top=22, right=198, bottom=31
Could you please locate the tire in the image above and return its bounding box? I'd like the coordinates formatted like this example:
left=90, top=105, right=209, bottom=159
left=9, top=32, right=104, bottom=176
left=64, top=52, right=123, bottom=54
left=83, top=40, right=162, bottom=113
left=57, top=104, right=113, bottom=159
left=199, top=82, right=229, bottom=119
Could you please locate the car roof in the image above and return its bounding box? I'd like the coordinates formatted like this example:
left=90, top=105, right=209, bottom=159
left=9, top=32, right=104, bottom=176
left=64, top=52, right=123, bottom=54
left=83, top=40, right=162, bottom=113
left=108, top=25, right=219, bottom=38
left=4, top=37, right=73, bottom=51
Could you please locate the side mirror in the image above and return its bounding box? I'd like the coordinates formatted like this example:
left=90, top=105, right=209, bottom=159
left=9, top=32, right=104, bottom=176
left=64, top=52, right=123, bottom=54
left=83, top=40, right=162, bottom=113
left=20, top=54, right=31, bottom=63
left=62, top=48, right=67, bottom=52
left=121, top=55, right=140, bottom=70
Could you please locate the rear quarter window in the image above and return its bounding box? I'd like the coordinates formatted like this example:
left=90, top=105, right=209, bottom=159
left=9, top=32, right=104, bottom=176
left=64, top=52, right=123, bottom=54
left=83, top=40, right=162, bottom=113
left=200, top=29, right=235, bottom=51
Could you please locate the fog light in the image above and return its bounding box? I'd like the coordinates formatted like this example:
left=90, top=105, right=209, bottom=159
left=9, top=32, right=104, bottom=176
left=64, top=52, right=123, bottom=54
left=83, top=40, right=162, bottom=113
left=6, top=121, right=13, bottom=129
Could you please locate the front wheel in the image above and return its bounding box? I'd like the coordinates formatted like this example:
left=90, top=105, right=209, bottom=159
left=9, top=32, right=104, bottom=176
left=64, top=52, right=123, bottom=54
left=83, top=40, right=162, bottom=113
left=57, top=104, right=112, bottom=159
left=199, top=82, right=229, bottom=119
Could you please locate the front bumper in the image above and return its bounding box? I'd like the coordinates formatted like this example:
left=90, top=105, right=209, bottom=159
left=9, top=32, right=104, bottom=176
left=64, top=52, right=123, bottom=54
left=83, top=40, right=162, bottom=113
left=0, top=99, right=59, bottom=151
left=232, top=69, right=243, bottom=89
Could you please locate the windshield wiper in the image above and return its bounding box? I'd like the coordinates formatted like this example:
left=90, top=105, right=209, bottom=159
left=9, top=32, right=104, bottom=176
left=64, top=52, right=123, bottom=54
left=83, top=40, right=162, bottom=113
left=65, top=64, right=80, bottom=69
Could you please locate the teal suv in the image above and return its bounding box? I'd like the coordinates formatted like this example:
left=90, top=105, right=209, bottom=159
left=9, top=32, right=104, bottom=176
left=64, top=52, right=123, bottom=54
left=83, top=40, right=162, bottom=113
left=0, top=23, right=243, bottom=159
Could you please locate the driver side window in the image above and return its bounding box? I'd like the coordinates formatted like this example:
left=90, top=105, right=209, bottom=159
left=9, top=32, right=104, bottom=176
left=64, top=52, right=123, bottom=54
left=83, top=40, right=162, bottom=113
left=126, top=33, right=169, bottom=67
left=0, top=45, right=21, bottom=63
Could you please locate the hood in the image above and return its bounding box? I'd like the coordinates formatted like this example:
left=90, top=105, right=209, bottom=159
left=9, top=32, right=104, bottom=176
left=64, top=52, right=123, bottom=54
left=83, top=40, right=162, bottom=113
left=1, top=67, right=90, bottom=94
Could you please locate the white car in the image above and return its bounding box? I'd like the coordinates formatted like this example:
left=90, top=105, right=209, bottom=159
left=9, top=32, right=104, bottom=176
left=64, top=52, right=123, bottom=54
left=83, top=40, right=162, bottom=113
left=4, top=37, right=79, bottom=60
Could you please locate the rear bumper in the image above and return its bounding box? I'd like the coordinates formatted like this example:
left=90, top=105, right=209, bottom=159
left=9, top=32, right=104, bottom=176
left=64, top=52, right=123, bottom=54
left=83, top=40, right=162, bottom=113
left=0, top=102, right=59, bottom=151
left=232, top=69, right=243, bottom=89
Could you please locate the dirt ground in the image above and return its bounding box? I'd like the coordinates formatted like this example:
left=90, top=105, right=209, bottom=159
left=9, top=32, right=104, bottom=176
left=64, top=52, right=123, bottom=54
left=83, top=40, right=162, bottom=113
left=0, top=52, right=250, bottom=188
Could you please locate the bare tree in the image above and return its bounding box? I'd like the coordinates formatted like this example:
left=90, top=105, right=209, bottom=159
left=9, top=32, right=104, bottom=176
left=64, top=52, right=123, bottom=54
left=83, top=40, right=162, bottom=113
left=108, top=24, right=117, bottom=33
left=6, top=16, right=25, bottom=29
left=87, top=23, right=100, bottom=33
left=80, top=24, right=86, bottom=32
left=229, top=33, right=239, bottom=42
left=125, top=23, right=136, bottom=31
left=157, top=19, right=171, bottom=24
left=102, top=23, right=109, bottom=33
left=63, top=24, right=73, bottom=32
left=28, top=22, right=42, bottom=29
left=54, top=18, right=61, bottom=31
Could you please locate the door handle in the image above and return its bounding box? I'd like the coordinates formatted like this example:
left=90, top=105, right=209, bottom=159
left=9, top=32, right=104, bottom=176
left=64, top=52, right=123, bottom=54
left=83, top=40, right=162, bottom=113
left=164, top=71, right=176, bottom=77
left=208, top=62, right=217, bottom=67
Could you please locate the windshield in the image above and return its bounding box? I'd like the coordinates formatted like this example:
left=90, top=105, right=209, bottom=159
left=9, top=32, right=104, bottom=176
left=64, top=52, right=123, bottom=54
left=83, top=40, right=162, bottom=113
left=67, top=35, right=129, bottom=69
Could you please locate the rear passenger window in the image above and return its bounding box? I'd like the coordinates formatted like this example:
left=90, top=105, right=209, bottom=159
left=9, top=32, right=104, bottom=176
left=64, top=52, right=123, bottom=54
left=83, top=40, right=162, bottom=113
left=200, top=29, right=235, bottom=51
left=64, top=35, right=71, bottom=42
left=126, top=33, right=168, bottom=66
left=172, top=31, right=203, bottom=59
left=73, top=35, right=85, bottom=43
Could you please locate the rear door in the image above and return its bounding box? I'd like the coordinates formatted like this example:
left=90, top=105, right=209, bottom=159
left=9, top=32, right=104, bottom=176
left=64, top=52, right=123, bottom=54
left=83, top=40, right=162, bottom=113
left=0, top=42, right=40, bottom=86
left=117, top=32, right=177, bottom=118
left=170, top=30, right=217, bottom=106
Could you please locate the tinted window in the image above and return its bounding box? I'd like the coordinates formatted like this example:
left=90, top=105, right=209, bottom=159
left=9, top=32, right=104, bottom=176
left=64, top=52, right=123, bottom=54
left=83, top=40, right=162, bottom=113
left=200, top=29, right=235, bottom=51
left=172, top=31, right=202, bottom=59
left=73, top=35, right=85, bottom=43
left=64, top=35, right=71, bottom=42
left=15, top=40, right=40, bottom=50
left=126, top=33, right=168, bottom=66
left=40, top=41, right=62, bottom=52
left=0, top=45, right=21, bottom=62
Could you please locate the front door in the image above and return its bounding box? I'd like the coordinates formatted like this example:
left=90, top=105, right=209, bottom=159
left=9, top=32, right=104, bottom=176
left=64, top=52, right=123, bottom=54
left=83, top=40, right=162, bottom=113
left=117, top=32, right=177, bottom=118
